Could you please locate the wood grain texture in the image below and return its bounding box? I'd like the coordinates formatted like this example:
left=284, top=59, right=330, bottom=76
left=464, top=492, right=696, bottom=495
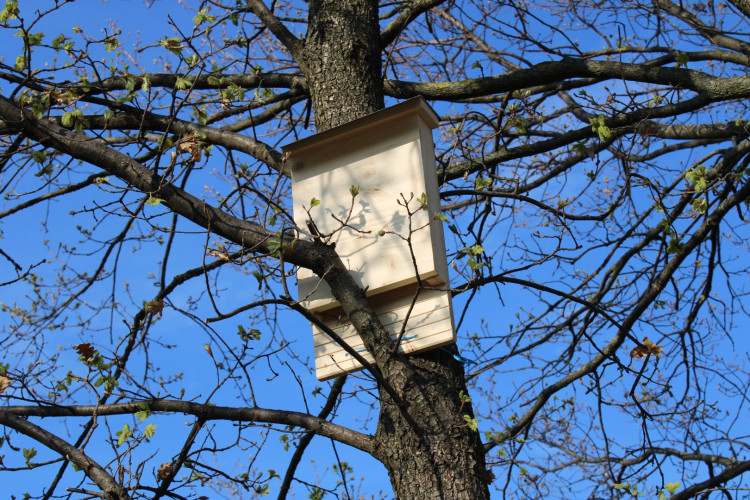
left=312, top=288, right=456, bottom=380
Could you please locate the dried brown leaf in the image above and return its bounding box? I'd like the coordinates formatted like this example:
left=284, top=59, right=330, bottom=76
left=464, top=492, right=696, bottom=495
left=177, top=134, right=201, bottom=162
left=74, top=342, right=96, bottom=359
left=630, top=336, right=663, bottom=359
left=157, top=462, right=172, bottom=481
left=207, top=250, right=231, bottom=262
left=145, top=298, right=164, bottom=315
left=0, top=374, right=11, bottom=393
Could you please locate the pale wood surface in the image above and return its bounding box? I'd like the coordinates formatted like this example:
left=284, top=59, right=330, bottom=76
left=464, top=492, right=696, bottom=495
left=285, top=98, right=456, bottom=380
left=291, top=113, right=449, bottom=312
left=312, top=288, right=456, bottom=380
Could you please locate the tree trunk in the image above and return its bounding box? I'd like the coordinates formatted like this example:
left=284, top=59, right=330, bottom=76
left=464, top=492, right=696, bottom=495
left=301, top=1, right=491, bottom=498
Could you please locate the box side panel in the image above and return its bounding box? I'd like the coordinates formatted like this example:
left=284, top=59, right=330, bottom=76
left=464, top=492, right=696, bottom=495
left=418, top=120, right=451, bottom=285
left=312, top=288, right=456, bottom=380
left=292, top=118, right=444, bottom=311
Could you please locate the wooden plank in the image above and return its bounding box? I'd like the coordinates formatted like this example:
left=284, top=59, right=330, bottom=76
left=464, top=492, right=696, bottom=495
left=311, top=288, right=456, bottom=380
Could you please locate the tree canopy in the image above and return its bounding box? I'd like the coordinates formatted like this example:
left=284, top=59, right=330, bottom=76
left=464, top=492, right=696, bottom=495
left=1, top=0, right=749, bottom=498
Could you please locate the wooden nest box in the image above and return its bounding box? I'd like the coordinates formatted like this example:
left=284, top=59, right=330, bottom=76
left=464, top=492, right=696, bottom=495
left=284, top=97, right=455, bottom=380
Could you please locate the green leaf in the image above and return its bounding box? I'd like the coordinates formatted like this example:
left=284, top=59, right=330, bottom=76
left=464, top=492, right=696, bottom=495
left=459, top=390, right=471, bottom=403
left=467, top=256, right=485, bottom=270
left=434, top=213, right=448, bottom=222
left=61, top=108, right=88, bottom=132
left=140, top=75, right=150, bottom=92
left=475, top=177, right=492, bottom=190
left=0, top=0, right=19, bottom=22
left=51, top=33, right=71, bottom=51
left=195, top=105, right=207, bottom=125
left=417, top=192, right=428, bottom=210
left=686, top=165, right=708, bottom=193
left=612, top=482, right=630, bottom=490
left=23, top=447, right=36, bottom=464
left=34, top=164, right=53, bottom=177
left=469, top=244, right=484, bottom=255
left=135, top=410, right=149, bottom=422
left=692, top=198, right=707, bottom=214
left=104, top=36, right=118, bottom=52
left=123, top=76, right=137, bottom=92
left=116, top=423, right=133, bottom=446
left=24, top=31, right=44, bottom=46
left=675, top=51, right=689, bottom=68
left=159, top=37, right=183, bottom=55
left=143, top=423, right=157, bottom=438
left=664, top=481, right=680, bottom=493
left=589, top=115, right=611, bottom=141
left=193, top=7, right=217, bottom=26
left=267, top=236, right=281, bottom=256
left=103, top=109, right=114, bottom=122
left=667, top=237, right=684, bottom=254
left=14, top=54, right=25, bottom=72
left=349, top=184, right=360, bottom=197
left=310, top=197, right=320, bottom=207
left=145, top=197, right=165, bottom=206
left=31, top=150, right=46, bottom=163
left=462, top=414, right=479, bottom=431
left=174, top=77, right=191, bottom=90
left=237, top=325, right=261, bottom=341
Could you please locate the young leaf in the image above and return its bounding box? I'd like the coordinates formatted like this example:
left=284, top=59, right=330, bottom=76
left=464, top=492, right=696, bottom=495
left=14, top=54, right=25, bottom=72
left=462, top=414, right=479, bottom=431
left=116, top=423, right=133, bottom=446
left=675, top=51, right=689, bottom=68
left=23, top=447, right=37, bottom=464
left=589, top=115, right=611, bottom=141
left=144, top=423, right=157, bottom=438
left=159, top=37, right=183, bottom=55
left=664, top=481, right=680, bottom=493
left=104, top=36, right=118, bottom=52
left=174, top=77, right=191, bottom=90
left=0, top=0, right=19, bottom=22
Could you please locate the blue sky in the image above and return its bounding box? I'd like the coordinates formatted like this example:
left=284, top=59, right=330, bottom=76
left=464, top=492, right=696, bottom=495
left=1, top=1, right=749, bottom=498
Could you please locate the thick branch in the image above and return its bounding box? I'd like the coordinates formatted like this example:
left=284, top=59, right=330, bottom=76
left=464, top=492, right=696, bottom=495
left=380, top=0, right=447, bottom=48
left=244, top=0, right=303, bottom=60
left=385, top=59, right=750, bottom=101
left=0, top=410, right=130, bottom=500
left=655, top=0, right=750, bottom=56
left=672, top=460, right=750, bottom=499
left=3, top=399, right=375, bottom=454
left=0, top=95, right=315, bottom=270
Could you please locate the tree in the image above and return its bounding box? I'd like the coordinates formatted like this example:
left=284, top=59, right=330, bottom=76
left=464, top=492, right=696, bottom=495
left=0, top=0, right=749, bottom=497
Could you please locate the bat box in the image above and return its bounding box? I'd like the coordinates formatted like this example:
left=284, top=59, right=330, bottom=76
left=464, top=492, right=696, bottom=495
left=284, top=97, right=456, bottom=380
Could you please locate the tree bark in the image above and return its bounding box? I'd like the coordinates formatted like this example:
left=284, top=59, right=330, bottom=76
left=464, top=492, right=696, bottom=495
left=302, top=0, right=384, bottom=130
left=300, top=1, right=491, bottom=497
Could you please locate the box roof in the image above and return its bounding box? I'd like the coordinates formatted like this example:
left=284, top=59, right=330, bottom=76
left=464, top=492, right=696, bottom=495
left=282, top=97, right=440, bottom=156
